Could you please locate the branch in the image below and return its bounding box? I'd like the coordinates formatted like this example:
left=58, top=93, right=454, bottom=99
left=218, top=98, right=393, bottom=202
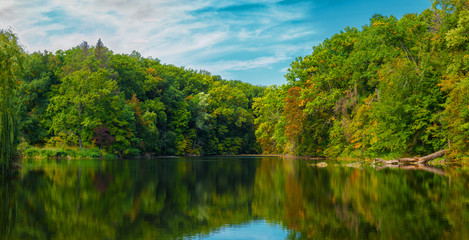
left=399, top=40, right=420, bottom=73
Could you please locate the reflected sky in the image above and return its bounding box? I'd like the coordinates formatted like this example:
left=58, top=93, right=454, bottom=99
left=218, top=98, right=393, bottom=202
left=187, top=220, right=289, bottom=240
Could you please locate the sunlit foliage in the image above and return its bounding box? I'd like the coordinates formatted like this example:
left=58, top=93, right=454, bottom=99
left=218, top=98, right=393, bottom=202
left=14, top=39, right=263, bottom=157
left=254, top=0, right=469, bottom=159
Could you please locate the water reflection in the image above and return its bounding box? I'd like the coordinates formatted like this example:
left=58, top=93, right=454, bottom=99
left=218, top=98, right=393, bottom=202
left=1, top=157, right=468, bottom=239
left=186, top=220, right=290, bottom=240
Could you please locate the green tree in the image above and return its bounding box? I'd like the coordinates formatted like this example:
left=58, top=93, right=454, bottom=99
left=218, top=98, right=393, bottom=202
left=0, top=29, right=24, bottom=170
left=253, top=86, right=287, bottom=153
left=437, top=0, right=469, bottom=157
left=206, top=82, right=254, bottom=154
left=48, top=68, right=134, bottom=153
left=18, top=51, right=60, bottom=144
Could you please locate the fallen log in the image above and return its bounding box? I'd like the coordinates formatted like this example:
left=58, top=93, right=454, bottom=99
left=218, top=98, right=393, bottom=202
left=374, top=158, right=398, bottom=165
left=396, top=158, right=419, bottom=163
left=417, top=149, right=447, bottom=164
left=374, top=149, right=447, bottom=165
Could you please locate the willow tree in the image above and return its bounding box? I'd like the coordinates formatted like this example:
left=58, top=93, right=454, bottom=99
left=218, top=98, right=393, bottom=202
left=0, top=29, right=24, bottom=171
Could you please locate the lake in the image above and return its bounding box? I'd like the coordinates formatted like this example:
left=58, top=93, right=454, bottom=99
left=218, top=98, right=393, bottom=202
left=1, top=156, right=468, bottom=239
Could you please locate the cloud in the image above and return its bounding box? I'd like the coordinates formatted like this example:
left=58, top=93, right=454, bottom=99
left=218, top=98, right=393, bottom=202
left=207, top=54, right=289, bottom=72
left=1, top=0, right=319, bottom=84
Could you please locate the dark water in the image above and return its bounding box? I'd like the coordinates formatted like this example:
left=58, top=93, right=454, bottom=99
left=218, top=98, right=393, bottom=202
left=1, top=157, right=469, bottom=239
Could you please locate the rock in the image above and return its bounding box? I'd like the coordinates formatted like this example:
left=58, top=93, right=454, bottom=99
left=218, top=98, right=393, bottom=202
left=316, top=162, right=328, bottom=167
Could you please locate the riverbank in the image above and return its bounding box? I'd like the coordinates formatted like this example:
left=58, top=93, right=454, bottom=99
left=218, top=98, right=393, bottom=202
left=21, top=146, right=117, bottom=160
left=18, top=146, right=469, bottom=167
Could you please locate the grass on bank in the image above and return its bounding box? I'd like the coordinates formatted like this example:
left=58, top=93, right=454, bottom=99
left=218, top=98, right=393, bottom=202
left=19, top=144, right=117, bottom=160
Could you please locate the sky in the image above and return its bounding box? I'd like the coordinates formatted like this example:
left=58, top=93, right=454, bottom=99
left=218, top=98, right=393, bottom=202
left=0, top=0, right=433, bottom=86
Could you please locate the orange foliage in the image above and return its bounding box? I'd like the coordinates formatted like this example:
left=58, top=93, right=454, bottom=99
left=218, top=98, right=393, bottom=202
left=284, top=86, right=305, bottom=152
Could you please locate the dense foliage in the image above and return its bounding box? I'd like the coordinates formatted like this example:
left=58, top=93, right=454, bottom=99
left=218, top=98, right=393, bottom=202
left=2, top=0, right=469, bottom=160
left=16, top=40, right=263, bottom=157
left=0, top=29, right=24, bottom=171
left=11, top=40, right=263, bottom=157
left=253, top=0, right=469, bottom=159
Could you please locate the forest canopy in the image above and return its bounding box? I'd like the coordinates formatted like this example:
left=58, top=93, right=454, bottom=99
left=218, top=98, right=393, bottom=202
left=1, top=0, right=469, bottom=160
left=15, top=39, right=264, bottom=158
left=254, top=0, right=469, bottom=159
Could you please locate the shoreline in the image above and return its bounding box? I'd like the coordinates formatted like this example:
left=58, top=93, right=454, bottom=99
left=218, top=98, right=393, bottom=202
left=19, top=146, right=467, bottom=165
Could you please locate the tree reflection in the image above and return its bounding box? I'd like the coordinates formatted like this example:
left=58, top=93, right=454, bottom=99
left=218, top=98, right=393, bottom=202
left=0, top=182, right=16, bottom=239
left=254, top=159, right=469, bottom=239
left=3, top=158, right=469, bottom=239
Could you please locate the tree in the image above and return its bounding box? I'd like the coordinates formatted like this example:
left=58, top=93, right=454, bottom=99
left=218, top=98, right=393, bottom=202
left=92, top=125, right=115, bottom=150
left=206, top=82, right=254, bottom=154
left=18, top=51, right=60, bottom=145
left=438, top=1, right=469, bottom=157
left=186, top=92, right=211, bottom=155
left=253, top=86, right=287, bottom=153
left=110, top=53, right=147, bottom=100
left=0, top=29, right=24, bottom=170
left=48, top=68, right=132, bottom=152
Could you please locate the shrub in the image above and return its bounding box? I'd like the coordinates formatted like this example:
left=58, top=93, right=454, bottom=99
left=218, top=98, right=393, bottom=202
left=23, top=147, right=39, bottom=158
left=76, top=148, right=102, bottom=159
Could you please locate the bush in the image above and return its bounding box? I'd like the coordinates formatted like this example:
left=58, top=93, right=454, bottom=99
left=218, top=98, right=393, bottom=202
left=103, top=153, right=117, bottom=159
left=55, top=149, right=68, bottom=158
left=76, top=148, right=102, bottom=159
left=41, top=149, right=55, bottom=158
left=23, top=147, right=39, bottom=158
left=122, top=148, right=140, bottom=158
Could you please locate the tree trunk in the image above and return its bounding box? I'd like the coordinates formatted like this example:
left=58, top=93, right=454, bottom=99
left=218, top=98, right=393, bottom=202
left=78, top=125, right=83, bottom=149
left=374, top=149, right=447, bottom=165
left=417, top=149, right=447, bottom=164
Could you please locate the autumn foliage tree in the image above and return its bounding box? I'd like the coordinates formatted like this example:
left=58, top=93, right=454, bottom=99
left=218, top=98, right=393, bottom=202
left=92, top=125, right=115, bottom=150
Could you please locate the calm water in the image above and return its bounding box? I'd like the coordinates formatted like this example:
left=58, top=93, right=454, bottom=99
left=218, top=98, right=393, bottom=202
left=1, top=156, right=469, bottom=239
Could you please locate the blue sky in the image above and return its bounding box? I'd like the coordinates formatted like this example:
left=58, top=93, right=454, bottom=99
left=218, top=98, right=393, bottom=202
left=1, top=0, right=432, bottom=85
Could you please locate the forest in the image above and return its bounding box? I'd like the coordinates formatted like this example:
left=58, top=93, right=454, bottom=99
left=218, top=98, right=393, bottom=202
left=1, top=0, right=468, bottom=167
left=254, top=0, right=469, bottom=160
left=1, top=32, right=264, bottom=162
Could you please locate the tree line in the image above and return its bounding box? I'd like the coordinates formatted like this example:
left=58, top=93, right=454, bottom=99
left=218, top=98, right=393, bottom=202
left=1, top=0, right=468, bottom=164
left=2, top=35, right=264, bottom=161
left=253, top=0, right=469, bottom=159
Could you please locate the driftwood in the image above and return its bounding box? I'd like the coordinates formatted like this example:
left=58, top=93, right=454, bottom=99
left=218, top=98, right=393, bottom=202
left=374, top=149, right=447, bottom=165
left=418, top=150, right=447, bottom=164
left=375, top=158, right=398, bottom=165
left=396, top=158, right=418, bottom=163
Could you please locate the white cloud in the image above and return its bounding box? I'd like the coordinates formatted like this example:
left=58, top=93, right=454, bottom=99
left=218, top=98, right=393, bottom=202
left=203, top=54, right=289, bottom=72
left=1, top=0, right=318, bottom=84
